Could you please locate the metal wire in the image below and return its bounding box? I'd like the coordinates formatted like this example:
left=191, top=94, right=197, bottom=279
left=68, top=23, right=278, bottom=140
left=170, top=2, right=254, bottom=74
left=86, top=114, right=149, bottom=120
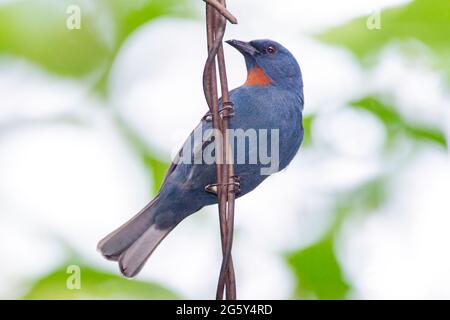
left=202, top=0, right=237, bottom=300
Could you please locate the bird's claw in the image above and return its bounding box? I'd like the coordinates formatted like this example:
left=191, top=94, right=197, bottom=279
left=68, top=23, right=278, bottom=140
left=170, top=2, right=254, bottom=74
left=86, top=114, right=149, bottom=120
left=228, top=179, right=241, bottom=194
left=205, top=176, right=240, bottom=195
left=221, top=102, right=235, bottom=118
left=202, top=102, right=235, bottom=122
left=202, top=112, right=213, bottom=122
left=205, top=184, right=218, bottom=194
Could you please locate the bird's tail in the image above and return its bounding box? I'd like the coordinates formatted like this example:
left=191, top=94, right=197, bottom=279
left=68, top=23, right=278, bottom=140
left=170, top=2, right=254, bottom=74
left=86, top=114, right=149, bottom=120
left=97, top=196, right=174, bottom=278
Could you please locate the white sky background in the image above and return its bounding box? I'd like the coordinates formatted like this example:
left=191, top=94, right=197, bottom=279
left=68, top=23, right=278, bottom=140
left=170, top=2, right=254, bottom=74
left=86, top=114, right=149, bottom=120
left=1, top=0, right=450, bottom=299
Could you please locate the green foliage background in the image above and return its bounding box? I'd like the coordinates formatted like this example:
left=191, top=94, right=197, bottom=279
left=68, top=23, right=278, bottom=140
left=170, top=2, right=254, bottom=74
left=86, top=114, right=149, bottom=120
left=24, top=261, right=179, bottom=300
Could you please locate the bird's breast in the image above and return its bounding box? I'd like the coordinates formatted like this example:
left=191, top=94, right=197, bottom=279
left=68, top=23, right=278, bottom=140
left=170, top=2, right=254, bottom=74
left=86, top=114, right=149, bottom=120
left=244, top=66, right=272, bottom=87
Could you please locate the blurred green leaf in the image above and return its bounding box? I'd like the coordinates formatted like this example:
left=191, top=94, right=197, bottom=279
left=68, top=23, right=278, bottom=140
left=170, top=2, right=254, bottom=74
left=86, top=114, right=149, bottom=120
left=287, top=237, right=350, bottom=300
left=0, top=0, right=194, bottom=92
left=23, top=261, right=180, bottom=299
left=286, top=175, right=389, bottom=300
left=301, top=114, right=315, bottom=147
left=350, top=96, right=447, bottom=148
left=332, top=177, right=388, bottom=234
left=317, top=0, right=450, bottom=81
left=107, top=0, right=195, bottom=44
left=0, top=0, right=110, bottom=77
left=144, top=156, right=170, bottom=194
left=94, top=0, right=195, bottom=93
left=338, top=177, right=386, bottom=212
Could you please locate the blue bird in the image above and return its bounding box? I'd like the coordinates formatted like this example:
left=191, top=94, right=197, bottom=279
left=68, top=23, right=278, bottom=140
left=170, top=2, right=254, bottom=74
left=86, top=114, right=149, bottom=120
left=98, top=39, right=304, bottom=277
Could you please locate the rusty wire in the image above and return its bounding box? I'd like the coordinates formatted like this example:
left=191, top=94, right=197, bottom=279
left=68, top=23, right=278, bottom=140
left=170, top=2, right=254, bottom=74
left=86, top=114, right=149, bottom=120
left=202, top=0, right=237, bottom=300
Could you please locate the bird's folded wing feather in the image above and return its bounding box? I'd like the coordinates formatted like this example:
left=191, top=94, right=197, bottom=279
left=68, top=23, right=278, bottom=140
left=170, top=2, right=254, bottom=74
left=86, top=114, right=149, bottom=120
left=160, top=116, right=214, bottom=187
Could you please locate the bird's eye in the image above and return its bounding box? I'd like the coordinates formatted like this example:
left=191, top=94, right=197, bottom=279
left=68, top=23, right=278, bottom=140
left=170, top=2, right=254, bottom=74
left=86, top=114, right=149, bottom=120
left=266, top=45, right=277, bottom=54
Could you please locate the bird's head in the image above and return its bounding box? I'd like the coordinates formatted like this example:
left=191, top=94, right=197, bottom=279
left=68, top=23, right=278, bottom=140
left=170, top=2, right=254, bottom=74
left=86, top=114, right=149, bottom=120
left=226, top=39, right=302, bottom=91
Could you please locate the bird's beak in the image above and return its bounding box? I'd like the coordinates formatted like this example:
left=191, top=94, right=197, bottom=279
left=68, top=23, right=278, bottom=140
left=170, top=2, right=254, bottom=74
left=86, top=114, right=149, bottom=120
left=225, top=39, right=259, bottom=56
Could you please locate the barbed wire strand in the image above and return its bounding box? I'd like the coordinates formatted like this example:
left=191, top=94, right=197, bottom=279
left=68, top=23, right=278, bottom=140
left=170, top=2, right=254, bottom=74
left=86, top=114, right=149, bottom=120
left=216, top=0, right=237, bottom=300
left=202, top=0, right=237, bottom=300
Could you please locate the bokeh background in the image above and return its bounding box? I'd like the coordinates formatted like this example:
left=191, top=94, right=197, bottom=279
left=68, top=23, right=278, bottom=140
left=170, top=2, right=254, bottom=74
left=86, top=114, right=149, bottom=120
left=0, top=0, right=449, bottom=299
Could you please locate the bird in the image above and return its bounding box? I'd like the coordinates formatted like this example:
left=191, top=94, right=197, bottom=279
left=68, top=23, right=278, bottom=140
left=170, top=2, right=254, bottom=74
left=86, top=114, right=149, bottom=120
left=98, top=39, right=304, bottom=278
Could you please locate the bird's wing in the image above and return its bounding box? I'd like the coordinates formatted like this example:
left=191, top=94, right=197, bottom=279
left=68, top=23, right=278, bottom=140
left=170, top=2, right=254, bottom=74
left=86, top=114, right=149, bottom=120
left=160, top=89, right=239, bottom=188
left=160, top=114, right=214, bottom=188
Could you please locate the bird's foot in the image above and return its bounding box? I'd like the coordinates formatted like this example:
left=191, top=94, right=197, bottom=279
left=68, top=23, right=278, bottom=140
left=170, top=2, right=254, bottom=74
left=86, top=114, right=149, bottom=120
left=228, top=175, right=241, bottom=194
left=221, top=102, right=235, bottom=118
left=205, top=183, right=218, bottom=194
left=205, top=175, right=240, bottom=195
left=202, top=102, right=235, bottom=122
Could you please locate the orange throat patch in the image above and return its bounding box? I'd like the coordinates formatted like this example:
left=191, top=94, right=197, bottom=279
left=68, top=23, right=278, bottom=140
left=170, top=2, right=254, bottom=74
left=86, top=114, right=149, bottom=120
left=245, top=66, right=272, bottom=87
